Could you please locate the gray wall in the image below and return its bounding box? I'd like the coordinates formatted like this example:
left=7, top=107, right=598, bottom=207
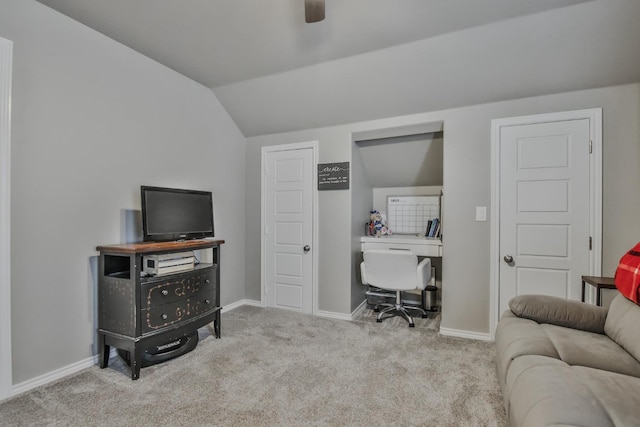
left=350, top=142, right=372, bottom=312
left=1, top=0, right=246, bottom=384
left=357, top=133, right=443, bottom=188
left=3, top=0, right=639, bottom=387
left=245, top=126, right=355, bottom=314
left=215, top=0, right=640, bottom=137
left=245, top=83, right=640, bottom=335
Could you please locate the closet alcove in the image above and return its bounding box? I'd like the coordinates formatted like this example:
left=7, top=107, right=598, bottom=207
left=350, top=120, right=444, bottom=316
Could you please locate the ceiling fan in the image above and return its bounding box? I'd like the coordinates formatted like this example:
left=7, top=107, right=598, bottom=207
left=305, top=0, right=325, bottom=23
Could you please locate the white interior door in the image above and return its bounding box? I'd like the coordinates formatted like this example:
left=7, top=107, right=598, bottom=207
left=263, top=147, right=314, bottom=313
left=498, top=118, right=593, bottom=315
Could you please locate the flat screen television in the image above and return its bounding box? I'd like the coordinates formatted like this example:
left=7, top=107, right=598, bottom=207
left=141, top=186, right=214, bottom=242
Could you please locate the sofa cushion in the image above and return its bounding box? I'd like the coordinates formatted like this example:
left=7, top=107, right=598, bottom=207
left=605, top=293, right=640, bottom=362
left=506, top=355, right=615, bottom=427
left=507, top=355, right=640, bottom=427
left=574, top=366, right=640, bottom=427
left=541, top=323, right=640, bottom=377
left=496, top=310, right=640, bottom=398
left=495, top=311, right=560, bottom=394
left=509, top=294, right=608, bottom=333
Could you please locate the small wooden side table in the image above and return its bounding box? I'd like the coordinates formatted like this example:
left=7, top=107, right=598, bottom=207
left=581, top=276, right=616, bottom=306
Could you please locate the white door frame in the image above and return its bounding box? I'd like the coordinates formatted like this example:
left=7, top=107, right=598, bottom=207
left=261, top=141, right=319, bottom=314
left=489, top=109, right=602, bottom=338
left=0, top=36, right=13, bottom=400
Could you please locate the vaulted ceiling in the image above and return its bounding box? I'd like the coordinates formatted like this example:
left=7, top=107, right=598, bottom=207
left=35, top=0, right=640, bottom=136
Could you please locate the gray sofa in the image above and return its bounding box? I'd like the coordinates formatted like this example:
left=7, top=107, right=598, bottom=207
left=495, top=293, right=640, bottom=427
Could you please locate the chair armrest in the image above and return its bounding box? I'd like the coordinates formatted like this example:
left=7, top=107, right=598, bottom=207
left=416, top=258, right=432, bottom=290
left=509, top=295, right=608, bottom=334
left=360, top=262, right=368, bottom=285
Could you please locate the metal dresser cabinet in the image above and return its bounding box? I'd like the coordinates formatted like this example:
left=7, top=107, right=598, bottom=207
left=96, top=239, right=224, bottom=379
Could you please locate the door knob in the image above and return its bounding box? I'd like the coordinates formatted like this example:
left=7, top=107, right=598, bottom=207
left=504, top=255, right=514, bottom=264
left=303, top=245, right=311, bottom=253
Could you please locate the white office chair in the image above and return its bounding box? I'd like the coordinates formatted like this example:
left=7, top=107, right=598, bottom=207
left=360, top=249, right=431, bottom=327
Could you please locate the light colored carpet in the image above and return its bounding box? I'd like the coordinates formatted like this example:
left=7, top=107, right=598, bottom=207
left=356, top=304, right=441, bottom=330
left=0, top=305, right=506, bottom=426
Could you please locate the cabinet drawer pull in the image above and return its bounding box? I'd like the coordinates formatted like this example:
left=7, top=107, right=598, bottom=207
left=205, top=279, right=210, bottom=284
left=161, top=290, right=169, bottom=296
left=161, top=314, right=168, bottom=320
left=205, top=299, right=210, bottom=305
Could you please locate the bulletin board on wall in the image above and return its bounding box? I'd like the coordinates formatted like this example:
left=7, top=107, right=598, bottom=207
left=387, top=195, right=440, bottom=235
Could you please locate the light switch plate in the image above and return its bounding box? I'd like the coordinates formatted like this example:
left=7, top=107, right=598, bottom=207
left=476, top=206, right=487, bottom=221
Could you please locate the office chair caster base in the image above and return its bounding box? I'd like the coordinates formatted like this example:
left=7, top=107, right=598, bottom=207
left=421, top=314, right=429, bottom=318
left=373, top=303, right=393, bottom=313
left=409, top=323, right=415, bottom=328
left=376, top=319, right=382, bottom=323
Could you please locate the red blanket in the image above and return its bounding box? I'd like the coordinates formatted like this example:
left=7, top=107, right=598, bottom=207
left=615, top=242, right=640, bottom=303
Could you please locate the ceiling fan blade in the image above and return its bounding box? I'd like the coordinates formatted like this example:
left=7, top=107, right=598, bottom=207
left=305, top=0, right=325, bottom=23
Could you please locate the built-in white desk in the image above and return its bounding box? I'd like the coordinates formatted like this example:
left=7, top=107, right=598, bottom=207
left=360, top=234, right=441, bottom=310
left=360, top=235, right=442, bottom=257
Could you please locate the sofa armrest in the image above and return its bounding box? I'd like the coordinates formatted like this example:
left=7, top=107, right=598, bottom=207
left=509, top=295, right=608, bottom=334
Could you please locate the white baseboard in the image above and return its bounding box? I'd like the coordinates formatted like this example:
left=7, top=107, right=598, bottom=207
left=222, top=299, right=262, bottom=313
left=11, top=348, right=116, bottom=398
left=439, top=327, right=492, bottom=341
left=314, top=309, right=354, bottom=321
left=349, top=299, right=368, bottom=320
left=6, top=298, right=377, bottom=399
left=225, top=299, right=361, bottom=322
left=226, top=298, right=360, bottom=322
left=13, top=300, right=262, bottom=397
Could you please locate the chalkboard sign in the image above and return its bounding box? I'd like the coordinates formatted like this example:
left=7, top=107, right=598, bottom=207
left=317, top=162, right=349, bottom=190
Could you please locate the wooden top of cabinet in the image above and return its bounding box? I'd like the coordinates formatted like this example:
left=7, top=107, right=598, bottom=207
left=96, top=239, right=225, bottom=254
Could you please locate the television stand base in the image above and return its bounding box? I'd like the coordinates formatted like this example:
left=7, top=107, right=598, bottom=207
left=117, top=330, right=199, bottom=368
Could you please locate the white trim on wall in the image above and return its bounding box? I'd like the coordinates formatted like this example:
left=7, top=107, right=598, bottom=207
left=4, top=298, right=359, bottom=398
left=260, top=141, right=319, bottom=314
left=10, top=353, right=100, bottom=399
left=221, top=299, right=262, bottom=313
left=0, top=36, right=13, bottom=400
left=439, top=327, right=492, bottom=341
left=489, top=108, right=603, bottom=339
